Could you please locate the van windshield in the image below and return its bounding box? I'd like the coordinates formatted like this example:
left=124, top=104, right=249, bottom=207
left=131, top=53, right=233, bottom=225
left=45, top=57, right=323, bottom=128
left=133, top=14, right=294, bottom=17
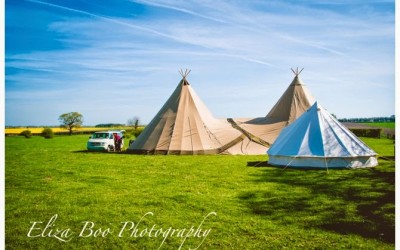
left=92, top=133, right=110, bottom=139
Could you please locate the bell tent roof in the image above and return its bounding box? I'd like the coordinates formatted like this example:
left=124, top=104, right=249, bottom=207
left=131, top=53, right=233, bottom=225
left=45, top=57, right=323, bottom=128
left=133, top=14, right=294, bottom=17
left=267, top=102, right=378, bottom=168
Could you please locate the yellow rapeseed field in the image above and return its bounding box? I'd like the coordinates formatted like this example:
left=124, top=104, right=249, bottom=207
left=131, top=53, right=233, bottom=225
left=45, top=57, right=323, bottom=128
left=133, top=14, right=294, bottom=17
left=5, top=127, right=123, bottom=135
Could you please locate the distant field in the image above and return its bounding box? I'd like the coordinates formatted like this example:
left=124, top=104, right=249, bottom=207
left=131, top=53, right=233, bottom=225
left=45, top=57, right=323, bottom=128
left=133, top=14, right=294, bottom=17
left=6, top=122, right=394, bottom=135
left=5, top=126, right=132, bottom=135
left=5, top=135, right=395, bottom=249
left=343, top=122, right=395, bottom=129
left=363, top=122, right=395, bottom=129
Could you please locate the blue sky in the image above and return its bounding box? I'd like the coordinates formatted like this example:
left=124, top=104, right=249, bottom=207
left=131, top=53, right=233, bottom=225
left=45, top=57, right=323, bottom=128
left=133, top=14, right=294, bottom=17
left=5, top=0, right=395, bottom=126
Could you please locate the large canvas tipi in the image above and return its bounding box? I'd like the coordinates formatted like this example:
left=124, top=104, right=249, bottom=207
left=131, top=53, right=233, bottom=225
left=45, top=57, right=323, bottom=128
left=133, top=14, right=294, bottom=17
left=127, top=70, right=244, bottom=155
left=267, top=102, right=378, bottom=168
left=228, top=68, right=315, bottom=154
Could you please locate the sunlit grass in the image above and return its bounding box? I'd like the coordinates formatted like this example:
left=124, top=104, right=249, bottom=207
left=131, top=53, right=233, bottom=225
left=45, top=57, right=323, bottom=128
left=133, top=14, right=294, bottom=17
left=5, top=135, right=395, bottom=249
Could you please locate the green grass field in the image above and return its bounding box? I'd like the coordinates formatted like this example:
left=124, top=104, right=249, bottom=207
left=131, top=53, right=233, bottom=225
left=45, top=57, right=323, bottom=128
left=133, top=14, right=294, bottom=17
left=5, top=135, right=395, bottom=249
left=364, top=122, right=395, bottom=129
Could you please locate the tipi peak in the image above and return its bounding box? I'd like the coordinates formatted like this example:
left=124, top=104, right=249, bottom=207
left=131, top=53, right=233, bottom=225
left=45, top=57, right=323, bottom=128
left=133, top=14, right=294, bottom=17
left=179, top=69, right=191, bottom=85
left=291, top=67, right=304, bottom=76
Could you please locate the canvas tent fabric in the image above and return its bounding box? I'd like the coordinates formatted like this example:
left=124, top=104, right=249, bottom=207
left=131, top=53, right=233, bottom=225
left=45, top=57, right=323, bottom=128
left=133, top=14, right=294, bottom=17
left=266, top=74, right=315, bottom=123
left=230, top=73, right=315, bottom=154
left=127, top=73, right=244, bottom=155
left=267, top=102, right=378, bottom=168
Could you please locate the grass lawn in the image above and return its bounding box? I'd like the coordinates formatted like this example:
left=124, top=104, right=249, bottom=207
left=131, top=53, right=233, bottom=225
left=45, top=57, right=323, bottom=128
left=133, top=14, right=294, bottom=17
left=5, top=135, right=395, bottom=249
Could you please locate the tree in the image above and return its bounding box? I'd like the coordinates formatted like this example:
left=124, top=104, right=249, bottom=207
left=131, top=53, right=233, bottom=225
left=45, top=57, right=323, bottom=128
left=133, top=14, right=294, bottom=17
left=41, top=127, right=54, bottom=139
left=20, top=130, right=32, bottom=138
left=127, top=116, right=140, bottom=131
left=59, top=112, right=84, bottom=135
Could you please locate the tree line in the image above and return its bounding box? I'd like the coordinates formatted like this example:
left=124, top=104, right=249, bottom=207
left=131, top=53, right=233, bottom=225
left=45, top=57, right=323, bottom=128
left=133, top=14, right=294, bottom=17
left=338, top=115, right=395, bottom=123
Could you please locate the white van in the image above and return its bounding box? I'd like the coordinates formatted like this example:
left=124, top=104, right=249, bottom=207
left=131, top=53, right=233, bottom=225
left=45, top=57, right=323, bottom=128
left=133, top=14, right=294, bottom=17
left=87, top=130, right=125, bottom=152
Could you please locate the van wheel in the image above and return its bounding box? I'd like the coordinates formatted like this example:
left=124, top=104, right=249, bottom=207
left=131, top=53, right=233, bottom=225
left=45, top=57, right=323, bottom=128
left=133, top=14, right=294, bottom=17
left=107, top=145, right=113, bottom=152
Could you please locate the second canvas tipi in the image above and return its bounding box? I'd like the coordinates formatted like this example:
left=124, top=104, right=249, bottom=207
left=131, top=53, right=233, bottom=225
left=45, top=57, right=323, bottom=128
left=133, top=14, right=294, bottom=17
left=228, top=68, right=315, bottom=154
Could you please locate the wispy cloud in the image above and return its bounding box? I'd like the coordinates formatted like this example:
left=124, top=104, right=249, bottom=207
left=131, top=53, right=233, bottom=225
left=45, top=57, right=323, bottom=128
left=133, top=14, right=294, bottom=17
left=131, top=0, right=229, bottom=24
left=5, top=0, right=395, bottom=125
left=28, top=0, right=185, bottom=43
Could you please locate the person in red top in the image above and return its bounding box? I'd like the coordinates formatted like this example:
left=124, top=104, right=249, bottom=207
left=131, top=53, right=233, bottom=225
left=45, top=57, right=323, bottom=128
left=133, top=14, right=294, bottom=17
left=113, top=133, right=121, bottom=152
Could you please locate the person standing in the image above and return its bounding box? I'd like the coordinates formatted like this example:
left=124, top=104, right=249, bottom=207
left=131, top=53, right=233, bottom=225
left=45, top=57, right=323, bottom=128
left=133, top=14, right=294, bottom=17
left=113, top=133, right=121, bottom=152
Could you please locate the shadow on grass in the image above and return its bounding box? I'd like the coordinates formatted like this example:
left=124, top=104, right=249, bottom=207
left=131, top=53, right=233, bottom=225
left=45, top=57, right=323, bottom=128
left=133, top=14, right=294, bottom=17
left=73, top=150, right=107, bottom=154
left=378, top=156, right=395, bottom=161
left=72, top=150, right=127, bottom=154
left=241, top=160, right=395, bottom=243
left=247, top=161, right=270, bottom=167
left=247, top=161, right=337, bottom=170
